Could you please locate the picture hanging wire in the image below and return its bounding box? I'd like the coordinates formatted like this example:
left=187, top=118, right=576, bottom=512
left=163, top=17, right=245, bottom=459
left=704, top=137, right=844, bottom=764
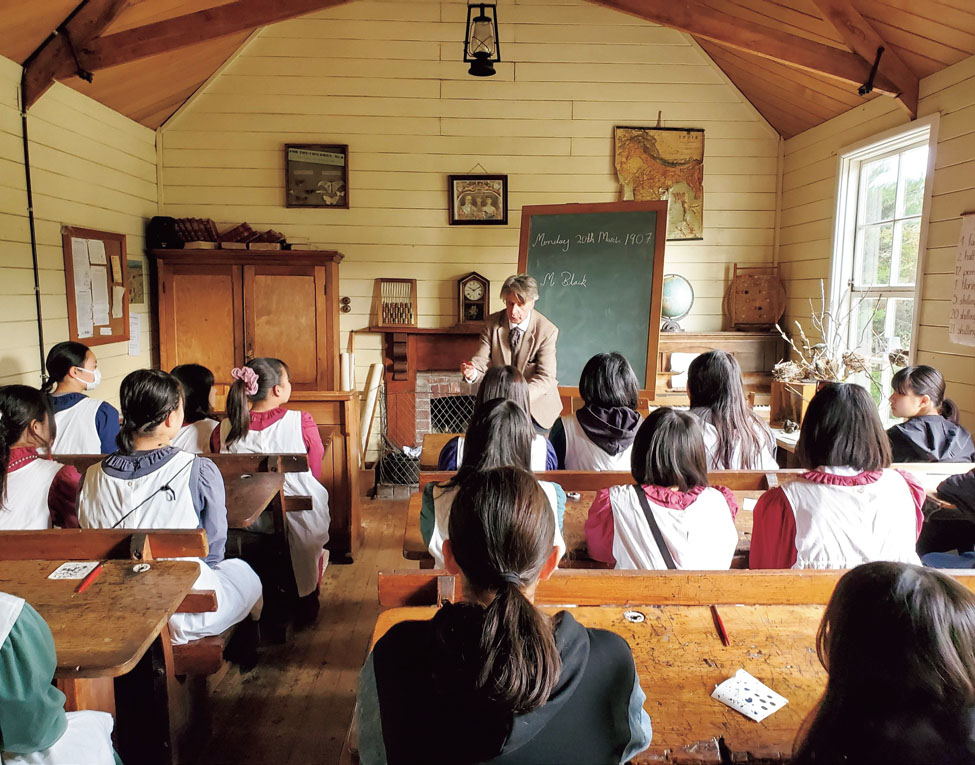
left=467, top=162, right=490, bottom=174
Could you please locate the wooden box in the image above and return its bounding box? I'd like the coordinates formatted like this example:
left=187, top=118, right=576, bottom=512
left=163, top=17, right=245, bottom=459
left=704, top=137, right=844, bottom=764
left=769, top=381, right=818, bottom=428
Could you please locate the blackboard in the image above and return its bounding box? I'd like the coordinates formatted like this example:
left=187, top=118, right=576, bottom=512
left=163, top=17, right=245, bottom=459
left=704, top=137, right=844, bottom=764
left=518, top=202, right=667, bottom=388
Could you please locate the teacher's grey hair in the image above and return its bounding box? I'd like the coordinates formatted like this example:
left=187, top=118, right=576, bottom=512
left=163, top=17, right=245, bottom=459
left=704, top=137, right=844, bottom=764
left=501, top=274, right=539, bottom=304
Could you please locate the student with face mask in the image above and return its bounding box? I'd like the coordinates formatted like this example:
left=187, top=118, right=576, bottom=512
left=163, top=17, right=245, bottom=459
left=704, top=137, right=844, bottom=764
left=42, top=342, right=119, bottom=455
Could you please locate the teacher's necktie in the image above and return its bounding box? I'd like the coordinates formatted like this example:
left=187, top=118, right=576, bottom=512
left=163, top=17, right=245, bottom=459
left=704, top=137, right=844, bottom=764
left=509, top=326, right=523, bottom=356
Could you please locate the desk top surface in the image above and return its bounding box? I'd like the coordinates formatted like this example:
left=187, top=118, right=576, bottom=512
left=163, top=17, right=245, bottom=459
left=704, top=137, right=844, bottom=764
left=224, top=471, right=284, bottom=528
left=0, top=559, right=199, bottom=679
left=373, top=603, right=826, bottom=764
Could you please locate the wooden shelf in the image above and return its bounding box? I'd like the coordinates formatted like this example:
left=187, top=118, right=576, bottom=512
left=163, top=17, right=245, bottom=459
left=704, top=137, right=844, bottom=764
left=363, top=324, right=480, bottom=335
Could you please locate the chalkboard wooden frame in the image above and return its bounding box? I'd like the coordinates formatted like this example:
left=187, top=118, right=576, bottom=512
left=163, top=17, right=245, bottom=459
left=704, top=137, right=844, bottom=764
left=517, top=201, right=668, bottom=388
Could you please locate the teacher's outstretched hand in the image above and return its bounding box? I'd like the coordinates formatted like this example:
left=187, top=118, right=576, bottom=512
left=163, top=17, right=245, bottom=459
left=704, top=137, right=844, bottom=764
left=461, top=274, right=562, bottom=432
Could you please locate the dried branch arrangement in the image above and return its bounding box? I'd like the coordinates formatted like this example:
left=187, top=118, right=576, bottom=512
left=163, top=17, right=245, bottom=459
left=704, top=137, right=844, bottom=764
left=773, top=280, right=895, bottom=384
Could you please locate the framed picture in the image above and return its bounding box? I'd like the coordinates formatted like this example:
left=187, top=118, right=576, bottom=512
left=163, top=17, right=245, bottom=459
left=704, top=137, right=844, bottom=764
left=448, top=174, right=507, bottom=225
left=285, top=144, right=349, bottom=208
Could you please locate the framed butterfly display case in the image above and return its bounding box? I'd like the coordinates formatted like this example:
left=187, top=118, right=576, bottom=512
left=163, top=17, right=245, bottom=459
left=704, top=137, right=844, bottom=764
left=285, top=144, right=349, bottom=208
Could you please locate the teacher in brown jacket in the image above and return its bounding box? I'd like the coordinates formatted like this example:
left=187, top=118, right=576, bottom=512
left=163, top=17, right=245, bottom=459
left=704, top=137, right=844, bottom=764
left=460, top=274, right=562, bottom=431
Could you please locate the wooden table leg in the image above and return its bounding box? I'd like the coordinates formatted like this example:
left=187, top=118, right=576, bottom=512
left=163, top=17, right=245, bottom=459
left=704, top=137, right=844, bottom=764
left=57, top=676, right=116, bottom=716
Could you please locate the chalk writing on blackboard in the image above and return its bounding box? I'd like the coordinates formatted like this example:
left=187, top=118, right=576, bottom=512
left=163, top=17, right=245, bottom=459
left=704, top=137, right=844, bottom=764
left=540, top=271, right=588, bottom=288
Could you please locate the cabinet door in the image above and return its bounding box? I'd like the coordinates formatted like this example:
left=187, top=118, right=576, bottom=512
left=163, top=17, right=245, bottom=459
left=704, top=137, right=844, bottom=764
left=159, top=264, right=243, bottom=383
left=243, top=265, right=329, bottom=390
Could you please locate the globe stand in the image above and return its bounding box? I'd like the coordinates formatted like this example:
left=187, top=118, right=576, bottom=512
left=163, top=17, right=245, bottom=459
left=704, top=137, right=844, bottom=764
left=660, top=317, right=685, bottom=332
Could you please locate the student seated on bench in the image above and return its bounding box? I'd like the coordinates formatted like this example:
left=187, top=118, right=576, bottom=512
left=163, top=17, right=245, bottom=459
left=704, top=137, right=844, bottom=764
left=79, top=369, right=262, bottom=645
left=549, top=352, right=642, bottom=471
left=792, top=562, right=975, bottom=765
left=922, top=469, right=975, bottom=570
left=422, top=399, right=565, bottom=569
left=169, top=363, right=219, bottom=454
left=356, top=467, right=652, bottom=764
left=0, top=386, right=80, bottom=530
left=0, top=592, right=117, bottom=765
left=585, top=408, right=738, bottom=570
left=437, top=365, right=556, bottom=471
left=750, top=383, right=924, bottom=570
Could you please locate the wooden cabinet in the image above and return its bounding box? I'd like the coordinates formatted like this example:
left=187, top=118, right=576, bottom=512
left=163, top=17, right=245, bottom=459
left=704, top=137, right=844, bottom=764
left=153, top=250, right=342, bottom=390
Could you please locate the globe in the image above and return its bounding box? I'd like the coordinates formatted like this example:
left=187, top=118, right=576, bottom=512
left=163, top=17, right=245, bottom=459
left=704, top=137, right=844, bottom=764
left=661, top=274, right=694, bottom=321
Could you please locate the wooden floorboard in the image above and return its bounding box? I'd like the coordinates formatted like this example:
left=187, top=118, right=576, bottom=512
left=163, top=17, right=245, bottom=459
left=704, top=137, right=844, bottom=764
left=197, top=497, right=414, bottom=765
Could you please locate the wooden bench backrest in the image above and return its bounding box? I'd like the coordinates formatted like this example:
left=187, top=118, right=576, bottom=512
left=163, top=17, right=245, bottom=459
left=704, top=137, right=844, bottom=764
left=417, top=469, right=802, bottom=493
left=57, top=453, right=309, bottom=476
left=378, top=568, right=975, bottom=608
left=419, top=433, right=460, bottom=470
left=0, top=529, right=208, bottom=561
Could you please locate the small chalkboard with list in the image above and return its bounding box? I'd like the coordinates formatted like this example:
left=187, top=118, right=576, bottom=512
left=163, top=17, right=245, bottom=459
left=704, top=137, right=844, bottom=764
left=517, top=201, right=667, bottom=388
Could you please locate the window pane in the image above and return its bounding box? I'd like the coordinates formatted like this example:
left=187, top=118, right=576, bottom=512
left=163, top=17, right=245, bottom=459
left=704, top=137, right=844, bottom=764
left=896, top=218, right=920, bottom=286
left=860, top=155, right=897, bottom=223
left=856, top=223, right=893, bottom=286
left=899, top=146, right=927, bottom=217
left=850, top=297, right=914, bottom=411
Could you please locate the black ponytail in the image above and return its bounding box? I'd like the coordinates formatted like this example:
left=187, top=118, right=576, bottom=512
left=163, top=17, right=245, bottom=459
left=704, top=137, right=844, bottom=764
left=170, top=363, right=216, bottom=424
left=446, top=467, right=561, bottom=714
left=225, top=358, right=289, bottom=446
left=0, top=385, right=56, bottom=502
left=42, top=341, right=90, bottom=393
left=117, top=370, right=183, bottom=454
left=891, top=365, right=958, bottom=424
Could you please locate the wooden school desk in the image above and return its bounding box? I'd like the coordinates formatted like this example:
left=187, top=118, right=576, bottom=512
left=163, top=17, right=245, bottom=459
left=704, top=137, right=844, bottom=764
left=224, top=471, right=286, bottom=527
left=0, top=558, right=200, bottom=715
left=403, top=490, right=758, bottom=568
left=370, top=603, right=827, bottom=764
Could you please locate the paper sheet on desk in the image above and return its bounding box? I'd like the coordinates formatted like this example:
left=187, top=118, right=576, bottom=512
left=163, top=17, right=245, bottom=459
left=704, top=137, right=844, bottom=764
left=48, top=561, right=100, bottom=580
left=712, top=669, right=788, bottom=722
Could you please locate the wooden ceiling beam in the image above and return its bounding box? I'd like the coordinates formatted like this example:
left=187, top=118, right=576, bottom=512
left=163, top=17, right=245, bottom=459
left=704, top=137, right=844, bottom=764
left=810, top=0, right=918, bottom=117
left=82, top=0, right=353, bottom=71
left=21, top=0, right=130, bottom=109
left=587, top=0, right=899, bottom=96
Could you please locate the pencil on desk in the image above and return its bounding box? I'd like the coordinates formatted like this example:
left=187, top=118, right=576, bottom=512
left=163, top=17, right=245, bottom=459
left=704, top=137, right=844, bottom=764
left=76, top=562, right=104, bottom=593
left=711, top=605, right=731, bottom=646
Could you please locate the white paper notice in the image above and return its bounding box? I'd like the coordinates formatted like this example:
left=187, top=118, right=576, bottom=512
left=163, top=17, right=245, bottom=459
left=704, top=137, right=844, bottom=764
left=128, top=313, right=141, bottom=356
left=48, top=561, right=100, bottom=580
left=112, top=285, right=126, bottom=318
left=91, top=265, right=110, bottom=325
left=87, top=239, right=107, bottom=265
left=949, top=214, right=975, bottom=347
left=76, top=291, right=93, bottom=338
left=712, top=669, right=789, bottom=722
left=71, top=238, right=92, bottom=291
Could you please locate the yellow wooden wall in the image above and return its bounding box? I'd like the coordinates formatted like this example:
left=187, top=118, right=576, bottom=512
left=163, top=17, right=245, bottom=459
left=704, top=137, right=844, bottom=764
left=0, top=55, right=157, bottom=406
left=159, top=0, right=780, bottom=389
left=778, top=55, right=975, bottom=430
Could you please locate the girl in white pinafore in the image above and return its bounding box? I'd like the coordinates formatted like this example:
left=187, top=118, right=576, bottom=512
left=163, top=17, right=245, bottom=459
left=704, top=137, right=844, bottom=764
left=215, top=359, right=330, bottom=614
left=0, top=385, right=81, bottom=530
left=422, top=399, right=566, bottom=569
left=550, top=352, right=643, bottom=471
left=585, top=407, right=739, bottom=570
left=43, top=341, right=120, bottom=455
left=170, top=363, right=220, bottom=454
left=78, top=369, right=262, bottom=645
left=751, top=383, right=925, bottom=570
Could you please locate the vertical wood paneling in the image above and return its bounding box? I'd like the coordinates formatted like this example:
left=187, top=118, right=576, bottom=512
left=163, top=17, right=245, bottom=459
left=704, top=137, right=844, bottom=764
left=160, top=0, right=780, bottom=417
left=0, top=56, right=158, bottom=405
left=779, top=55, right=975, bottom=430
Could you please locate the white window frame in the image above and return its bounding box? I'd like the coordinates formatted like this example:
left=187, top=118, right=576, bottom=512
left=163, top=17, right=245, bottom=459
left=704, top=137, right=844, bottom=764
left=829, top=115, right=939, bottom=415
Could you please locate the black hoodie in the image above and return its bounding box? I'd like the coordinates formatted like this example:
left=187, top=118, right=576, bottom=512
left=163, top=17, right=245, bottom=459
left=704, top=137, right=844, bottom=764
left=363, top=604, right=651, bottom=764
left=887, top=415, right=975, bottom=463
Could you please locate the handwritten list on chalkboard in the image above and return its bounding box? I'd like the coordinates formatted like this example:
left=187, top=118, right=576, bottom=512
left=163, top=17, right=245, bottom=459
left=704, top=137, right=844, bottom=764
left=518, top=201, right=668, bottom=387
left=949, top=213, right=975, bottom=347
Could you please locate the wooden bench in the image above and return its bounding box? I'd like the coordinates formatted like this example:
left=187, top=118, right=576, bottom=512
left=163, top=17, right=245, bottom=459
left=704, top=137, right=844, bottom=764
left=405, top=469, right=799, bottom=569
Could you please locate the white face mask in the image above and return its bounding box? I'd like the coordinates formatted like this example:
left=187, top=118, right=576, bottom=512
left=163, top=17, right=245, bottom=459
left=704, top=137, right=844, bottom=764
left=76, top=366, right=101, bottom=391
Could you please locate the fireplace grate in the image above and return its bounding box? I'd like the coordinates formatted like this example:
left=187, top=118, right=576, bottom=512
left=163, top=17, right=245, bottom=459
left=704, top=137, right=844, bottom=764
left=431, top=395, right=476, bottom=434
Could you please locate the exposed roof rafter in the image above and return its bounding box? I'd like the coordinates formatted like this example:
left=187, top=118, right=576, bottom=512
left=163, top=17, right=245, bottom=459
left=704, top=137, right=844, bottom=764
left=22, top=0, right=129, bottom=109
left=586, top=0, right=900, bottom=97
left=810, top=0, right=918, bottom=117
left=83, top=0, right=352, bottom=71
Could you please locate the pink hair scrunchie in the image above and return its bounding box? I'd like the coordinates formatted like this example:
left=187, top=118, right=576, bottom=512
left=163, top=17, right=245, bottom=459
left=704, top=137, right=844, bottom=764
left=231, top=366, right=260, bottom=396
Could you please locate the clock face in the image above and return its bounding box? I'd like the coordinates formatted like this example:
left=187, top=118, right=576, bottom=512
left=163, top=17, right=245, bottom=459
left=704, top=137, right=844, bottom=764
left=463, top=280, right=485, bottom=301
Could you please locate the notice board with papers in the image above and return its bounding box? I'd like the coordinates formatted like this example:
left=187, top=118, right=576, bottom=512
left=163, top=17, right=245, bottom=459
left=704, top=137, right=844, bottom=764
left=61, top=225, right=129, bottom=346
